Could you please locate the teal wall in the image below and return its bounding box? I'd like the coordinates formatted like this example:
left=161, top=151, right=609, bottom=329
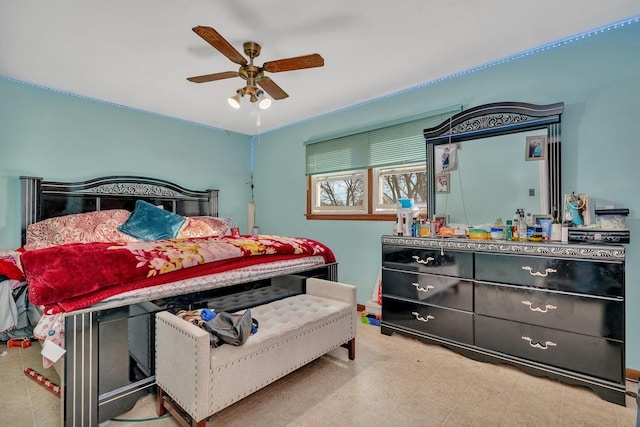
left=0, top=79, right=253, bottom=248
left=253, top=22, right=640, bottom=370
left=1, top=21, right=638, bottom=370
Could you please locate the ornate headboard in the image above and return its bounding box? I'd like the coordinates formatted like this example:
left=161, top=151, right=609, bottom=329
left=20, top=176, right=219, bottom=245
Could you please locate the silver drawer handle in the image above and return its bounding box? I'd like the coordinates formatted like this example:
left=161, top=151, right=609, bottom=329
left=411, top=312, right=434, bottom=323
left=521, top=266, right=558, bottom=277
left=412, top=255, right=435, bottom=265
left=521, top=300, right=557, bottom=313
left=521, top=336, right=557, bottom=350
left=412, top=283, right=435, bottom=292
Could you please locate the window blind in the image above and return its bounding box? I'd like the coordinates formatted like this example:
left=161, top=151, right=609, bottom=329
left=305, top=105, right=461, bottom=176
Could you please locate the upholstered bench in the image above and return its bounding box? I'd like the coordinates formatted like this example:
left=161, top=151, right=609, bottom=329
left=155, top=278, right=357, bottom=426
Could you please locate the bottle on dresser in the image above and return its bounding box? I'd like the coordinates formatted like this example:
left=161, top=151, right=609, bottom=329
left=518, top=209, right=528, bottom=241
left=511, top=209, right=521, bottom=241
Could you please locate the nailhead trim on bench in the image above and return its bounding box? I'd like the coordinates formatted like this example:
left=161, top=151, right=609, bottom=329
left=156, top=289, right=356, bottom=423
left=210, top=312, right=353, bottom=410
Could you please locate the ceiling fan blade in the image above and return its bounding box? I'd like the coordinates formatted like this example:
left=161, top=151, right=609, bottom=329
left=187, top=71, right=239, bottom=83
left=192, top=26, right=248, bottom=66
left=257, top=77, right=289, bottom=100
left=262, top=53, right=324, bottom=73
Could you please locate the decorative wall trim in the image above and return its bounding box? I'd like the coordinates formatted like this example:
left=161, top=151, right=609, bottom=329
left=381, top=236, right=626, bottom=261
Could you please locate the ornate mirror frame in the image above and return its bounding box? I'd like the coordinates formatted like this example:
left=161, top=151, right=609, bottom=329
left=423, top=101, right=565, bottom=222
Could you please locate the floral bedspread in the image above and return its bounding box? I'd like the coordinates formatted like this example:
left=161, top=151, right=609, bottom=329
left=20, top=235, right=335, bottom=313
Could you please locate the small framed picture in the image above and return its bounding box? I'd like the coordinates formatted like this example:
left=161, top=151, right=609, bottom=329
left=532, top=214, right=553, bottom=225
left=435, top=144, right=458, bottom=173
left=433, top=214, right=449, bottom=233
left=525, top=135, right=547, bottom=161
left=435, top=172, right=450, bottom=194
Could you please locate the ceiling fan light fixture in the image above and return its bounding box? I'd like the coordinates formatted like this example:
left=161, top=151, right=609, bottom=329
left=188, top=26, right=325, bottom=111
left=227, top=91, right=241, bottom=109
left=259, top=97, right=271, bottom=110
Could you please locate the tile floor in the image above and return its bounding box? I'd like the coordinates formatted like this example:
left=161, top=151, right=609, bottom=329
left=1, top=322, right=638, bottom=426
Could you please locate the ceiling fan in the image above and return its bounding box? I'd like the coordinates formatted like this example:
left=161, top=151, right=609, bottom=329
left=187, top=26, right=325, bottom=109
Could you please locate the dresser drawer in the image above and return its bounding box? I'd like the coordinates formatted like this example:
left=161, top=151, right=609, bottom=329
left=382, top=246, right=473, bottom=278
left=382, top=297, right=473, bottom=344
left=475, top=282, right=623, bottom=340
left=475, top=252, right=623, bottom=298
left=383, top=269, right=472, bottom=311
left=475, top=315, right=623, bottom=383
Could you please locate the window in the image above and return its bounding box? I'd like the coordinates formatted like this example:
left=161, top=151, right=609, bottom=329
left=305, top=105, right=461, bottom=220
left=374, top=164, right=426, bottom=213
left=310, top=170, right=367, bottom=215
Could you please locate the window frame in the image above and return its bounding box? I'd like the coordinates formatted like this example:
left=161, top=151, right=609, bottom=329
left=372, top=163, right=427, bottom=214
left=307, top=164, right=427, bottom=221
left=309, top=169, right=369, bottom=215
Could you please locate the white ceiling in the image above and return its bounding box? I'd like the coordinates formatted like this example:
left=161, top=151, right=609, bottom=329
left=2, top=1, right=640, bottom=136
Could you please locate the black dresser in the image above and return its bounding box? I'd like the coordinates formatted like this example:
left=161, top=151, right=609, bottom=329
left=381, top=235, right=626, bottom=405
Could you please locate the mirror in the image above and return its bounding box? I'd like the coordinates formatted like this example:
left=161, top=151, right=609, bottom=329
left=423, top=102, right=564, bottom=226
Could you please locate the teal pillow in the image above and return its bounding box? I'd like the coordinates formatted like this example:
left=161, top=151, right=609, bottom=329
left=117, top=200, right=186, bottom=241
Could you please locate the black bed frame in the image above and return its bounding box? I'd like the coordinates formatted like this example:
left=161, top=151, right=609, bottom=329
left=20, top=176, right=337, bottom=427
left=20, top=175, right=220, bottom=245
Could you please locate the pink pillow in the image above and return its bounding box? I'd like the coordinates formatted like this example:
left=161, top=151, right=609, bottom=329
left=196, top=216, right=231, bottom=236
left=25, top=210, right=139, bottom=250
left=177, top=217, right=229, bottom=238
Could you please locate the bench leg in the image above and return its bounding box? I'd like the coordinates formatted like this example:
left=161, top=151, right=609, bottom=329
left=157, top=386, right=206, bottom=427
left=157, top=387, right=167, bottom=417
left=340, top=339, right=356, bottom=359
left=347, top=338, right=356, bottom=360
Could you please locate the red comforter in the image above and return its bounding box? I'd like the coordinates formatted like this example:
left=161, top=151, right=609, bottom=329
left=21, top=235, right=335, bottom=313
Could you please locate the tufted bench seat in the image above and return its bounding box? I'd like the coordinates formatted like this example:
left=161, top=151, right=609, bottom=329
left=155, top=278, right=357, bottom=426
left=202, top=283, right=298, bottom=313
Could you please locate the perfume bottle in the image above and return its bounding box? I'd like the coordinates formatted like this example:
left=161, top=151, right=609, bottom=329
left=519, top=210, right=528, bottom=241
left=511, top=210, right=520, bottom=241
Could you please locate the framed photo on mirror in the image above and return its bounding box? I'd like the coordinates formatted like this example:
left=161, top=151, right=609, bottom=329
left=532, top=214, right=553, bottom=224
left=436, top=173, right=450, bottom=194
left=525, top=135, right=547, bottom=161
left=435, top=144, right=458, bottom=173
